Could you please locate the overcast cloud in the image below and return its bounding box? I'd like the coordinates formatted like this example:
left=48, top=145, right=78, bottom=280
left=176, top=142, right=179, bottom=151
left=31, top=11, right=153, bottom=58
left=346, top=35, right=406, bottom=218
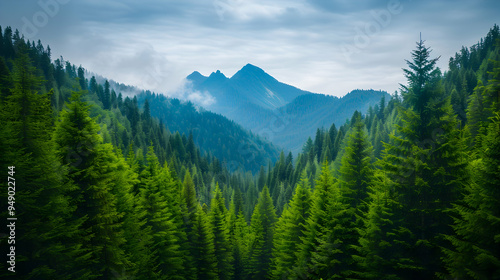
left=0, top=0, right=498, bottom=97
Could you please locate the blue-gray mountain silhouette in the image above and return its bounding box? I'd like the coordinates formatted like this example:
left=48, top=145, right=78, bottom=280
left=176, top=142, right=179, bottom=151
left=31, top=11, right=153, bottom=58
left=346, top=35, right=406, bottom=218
left=187, top=64, right=388, bottom=153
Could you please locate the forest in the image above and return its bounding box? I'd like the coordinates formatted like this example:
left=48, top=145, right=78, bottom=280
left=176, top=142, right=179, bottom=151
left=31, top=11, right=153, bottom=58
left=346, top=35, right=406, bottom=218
left=0, top=24, right=499, bottom=279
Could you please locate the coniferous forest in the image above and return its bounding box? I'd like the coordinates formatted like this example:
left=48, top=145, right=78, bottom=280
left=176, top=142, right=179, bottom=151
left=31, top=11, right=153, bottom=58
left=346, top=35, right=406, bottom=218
left=0, top=22, right=499, bottom=280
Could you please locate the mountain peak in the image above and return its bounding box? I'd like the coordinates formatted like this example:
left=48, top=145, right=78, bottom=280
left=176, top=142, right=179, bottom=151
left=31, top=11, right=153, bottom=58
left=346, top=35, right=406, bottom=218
left=231, top=63, right=270, bottom=81
left=186, top=71, right=207, bottom=86
left=237, top=63, right=265, bottom=75
left=187, top=71, right=205, bottom=80
left=242, top=63, right=261, bottom=70
left=208, top=69, right=227, bottom=79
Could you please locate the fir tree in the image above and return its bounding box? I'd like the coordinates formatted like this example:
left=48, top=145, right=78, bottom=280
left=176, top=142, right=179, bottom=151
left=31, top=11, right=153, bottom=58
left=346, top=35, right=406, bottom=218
left=227, top=191, right=249, bottom=280
left=338, top=113, right=374, bottom=211
left=352, top=172, right=412, bottom=280
left=139, top=146, right=185, bottom=279
left=54, top=91, right=128, bottom=279
left=381, top=38, right=468, bottom=278
left=295, top=160, right=351, bottom=279
left=271, top=171, right=311, bottom=280
left=209, top=184, right=234, bottom=280
left=192, top=205, right=219, bottom=280
left=442, top=113, right=500, bottom=280
left=247, top=185, right=277, bottom=279
left=181, top=171, right=200, bottom=279
left=0, top=48, right=78, bottom=279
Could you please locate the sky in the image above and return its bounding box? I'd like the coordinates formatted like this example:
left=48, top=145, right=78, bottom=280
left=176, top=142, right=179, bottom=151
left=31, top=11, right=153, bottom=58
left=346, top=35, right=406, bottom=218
left=0, top=0, right=499, bottom=98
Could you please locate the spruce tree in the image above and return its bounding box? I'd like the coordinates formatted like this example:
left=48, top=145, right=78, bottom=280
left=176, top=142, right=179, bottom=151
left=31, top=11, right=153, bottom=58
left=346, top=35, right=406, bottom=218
left=227, top=191, right=249, bottom=280
left=352, top=172, right=412, bottom=280
left=181, top=171, right=198, bottom=279
left=209, top=184, right=234, bottom=280
left=0, top=48, right=78, bottom=279
left=54, top=91, right=128, bottom=279
left=338, top=113, right=374, bottom=211
left=295, top=160, right=351, bottom=279
left=442, top=113, right=500, bottom=279
left=381, top=38, right=468, bottom=278
left=247, top=185, right=277, bottom=279
left=139, top=146, right=185, bottom=279
left=192, top=205, right=219, bottom=280
left=110, top=148, right=154, bottom=279
left=271, top=171, right=311, bottom=280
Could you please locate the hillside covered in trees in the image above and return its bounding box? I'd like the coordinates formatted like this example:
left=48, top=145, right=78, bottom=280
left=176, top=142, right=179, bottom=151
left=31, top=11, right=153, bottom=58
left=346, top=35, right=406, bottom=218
left=0, top=23, right=499, bottom=280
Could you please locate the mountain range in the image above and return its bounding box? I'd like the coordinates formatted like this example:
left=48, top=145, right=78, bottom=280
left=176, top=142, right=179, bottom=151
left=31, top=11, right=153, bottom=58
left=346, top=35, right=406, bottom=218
left=186, top=64, right=389, bottom=153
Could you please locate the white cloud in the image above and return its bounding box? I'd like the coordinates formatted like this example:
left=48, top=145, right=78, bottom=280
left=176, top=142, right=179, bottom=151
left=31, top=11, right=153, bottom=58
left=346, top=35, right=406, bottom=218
left=0, top=0, right=498, bottom=98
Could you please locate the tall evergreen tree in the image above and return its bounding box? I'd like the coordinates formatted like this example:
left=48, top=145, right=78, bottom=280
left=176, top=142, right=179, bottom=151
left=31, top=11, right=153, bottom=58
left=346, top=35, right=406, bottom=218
left=54, top=91, right=128, bottom=279
left=271, top=171, right=311, bottom=280
left=352, top=172, right=413, bottom=280
left=117, top=148, right=155, bottom=280
left=227, top=191, right=249, bottom=280
left=338, top=113, right=374, bottom=211
left=209, top=184, right=234, bottom=280
left=139, top=146, right=185, bottom=279
left=192, top=205, right=219, bottom=280
left=247, top=185, right=277, bottom=279
left=181, top=171, right=199, bottom=279
left=442, top=113, right=500, bottom=280
left=381, top=38, right=468, bottom=278
left=295, top=160, right=351, bottom=279
left=0, top=48, right=78, bottom=279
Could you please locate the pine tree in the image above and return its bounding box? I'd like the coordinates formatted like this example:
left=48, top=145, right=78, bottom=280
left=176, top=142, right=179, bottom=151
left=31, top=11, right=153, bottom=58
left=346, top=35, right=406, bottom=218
left=466, top=80, right=488, bottom=148
left=295, top=160, right=351, bottom=279
left=181, top=171, right=199, bottom=279
left=247, top=185, right=277, bottom=279
left=352, top=172, right=412, bottom=280
left=442, top=113, right=500, bottom=280
left=381, top=38, right=468, bottom=278
left=139, top=146, right=185, bottom=279
left=338, top=113, right=374, bottom=211
left=117, top=148, right=155, bottom=280
left=227, top=191, right=249, bottom=280
left=0, top=56, right=11, bottom=99
left=209, top=184, right=234, bottom=280
left=0, top=48, right=79, bottom=279
left=54, top=91, right=128, bottom=279
left=192, top=205, right=219, bottom=280
left=271, top=171, right=311, bottom=280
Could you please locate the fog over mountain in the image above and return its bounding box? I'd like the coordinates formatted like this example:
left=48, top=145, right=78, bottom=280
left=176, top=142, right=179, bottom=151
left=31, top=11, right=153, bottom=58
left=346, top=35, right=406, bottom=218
left=186, top=64, right=388, bottom=152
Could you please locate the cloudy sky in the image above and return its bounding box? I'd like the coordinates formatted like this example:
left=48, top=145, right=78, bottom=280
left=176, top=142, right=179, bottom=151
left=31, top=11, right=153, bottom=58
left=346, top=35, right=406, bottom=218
left=0, top=0, right=498, bottom=97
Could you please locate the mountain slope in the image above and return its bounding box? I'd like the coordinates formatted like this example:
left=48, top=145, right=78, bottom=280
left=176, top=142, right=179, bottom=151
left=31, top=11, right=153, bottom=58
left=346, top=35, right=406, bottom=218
left=187, top=64, right=312, bottom=125
left=256, top=90, right=389, bottom=153
left=136, top=91, right=280, bottom=172
left=186, top=64, right=389, bottom=153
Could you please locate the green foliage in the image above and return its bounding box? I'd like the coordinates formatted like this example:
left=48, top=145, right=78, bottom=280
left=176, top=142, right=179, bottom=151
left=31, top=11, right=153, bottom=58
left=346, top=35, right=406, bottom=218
left=380, top=38, right=469, bottom=279
left=227, top=190, right=249, bottom=280
left=192, top=205, right=219, bottom=280
left=247, top=186, right=277, bottom=279
left=271, top=171, right=311, bottom=279
left=54, top=92, right=130, bottom=279
left=338, top=112, right=374, bottom=211
left=352, top=172, right=413, bottom=280
left=209, top=184, right=234, bottom=280
left=442, top=114, right=500, bottom=280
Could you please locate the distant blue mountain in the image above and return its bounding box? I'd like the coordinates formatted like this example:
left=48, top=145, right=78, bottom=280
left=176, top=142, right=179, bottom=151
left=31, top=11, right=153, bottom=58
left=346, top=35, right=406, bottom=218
left=187, top=64, right=389, bottom=153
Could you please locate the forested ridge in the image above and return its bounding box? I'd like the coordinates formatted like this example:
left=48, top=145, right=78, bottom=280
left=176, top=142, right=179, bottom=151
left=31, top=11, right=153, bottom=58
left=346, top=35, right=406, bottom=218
left=0, top=24, right=499, bottom=279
